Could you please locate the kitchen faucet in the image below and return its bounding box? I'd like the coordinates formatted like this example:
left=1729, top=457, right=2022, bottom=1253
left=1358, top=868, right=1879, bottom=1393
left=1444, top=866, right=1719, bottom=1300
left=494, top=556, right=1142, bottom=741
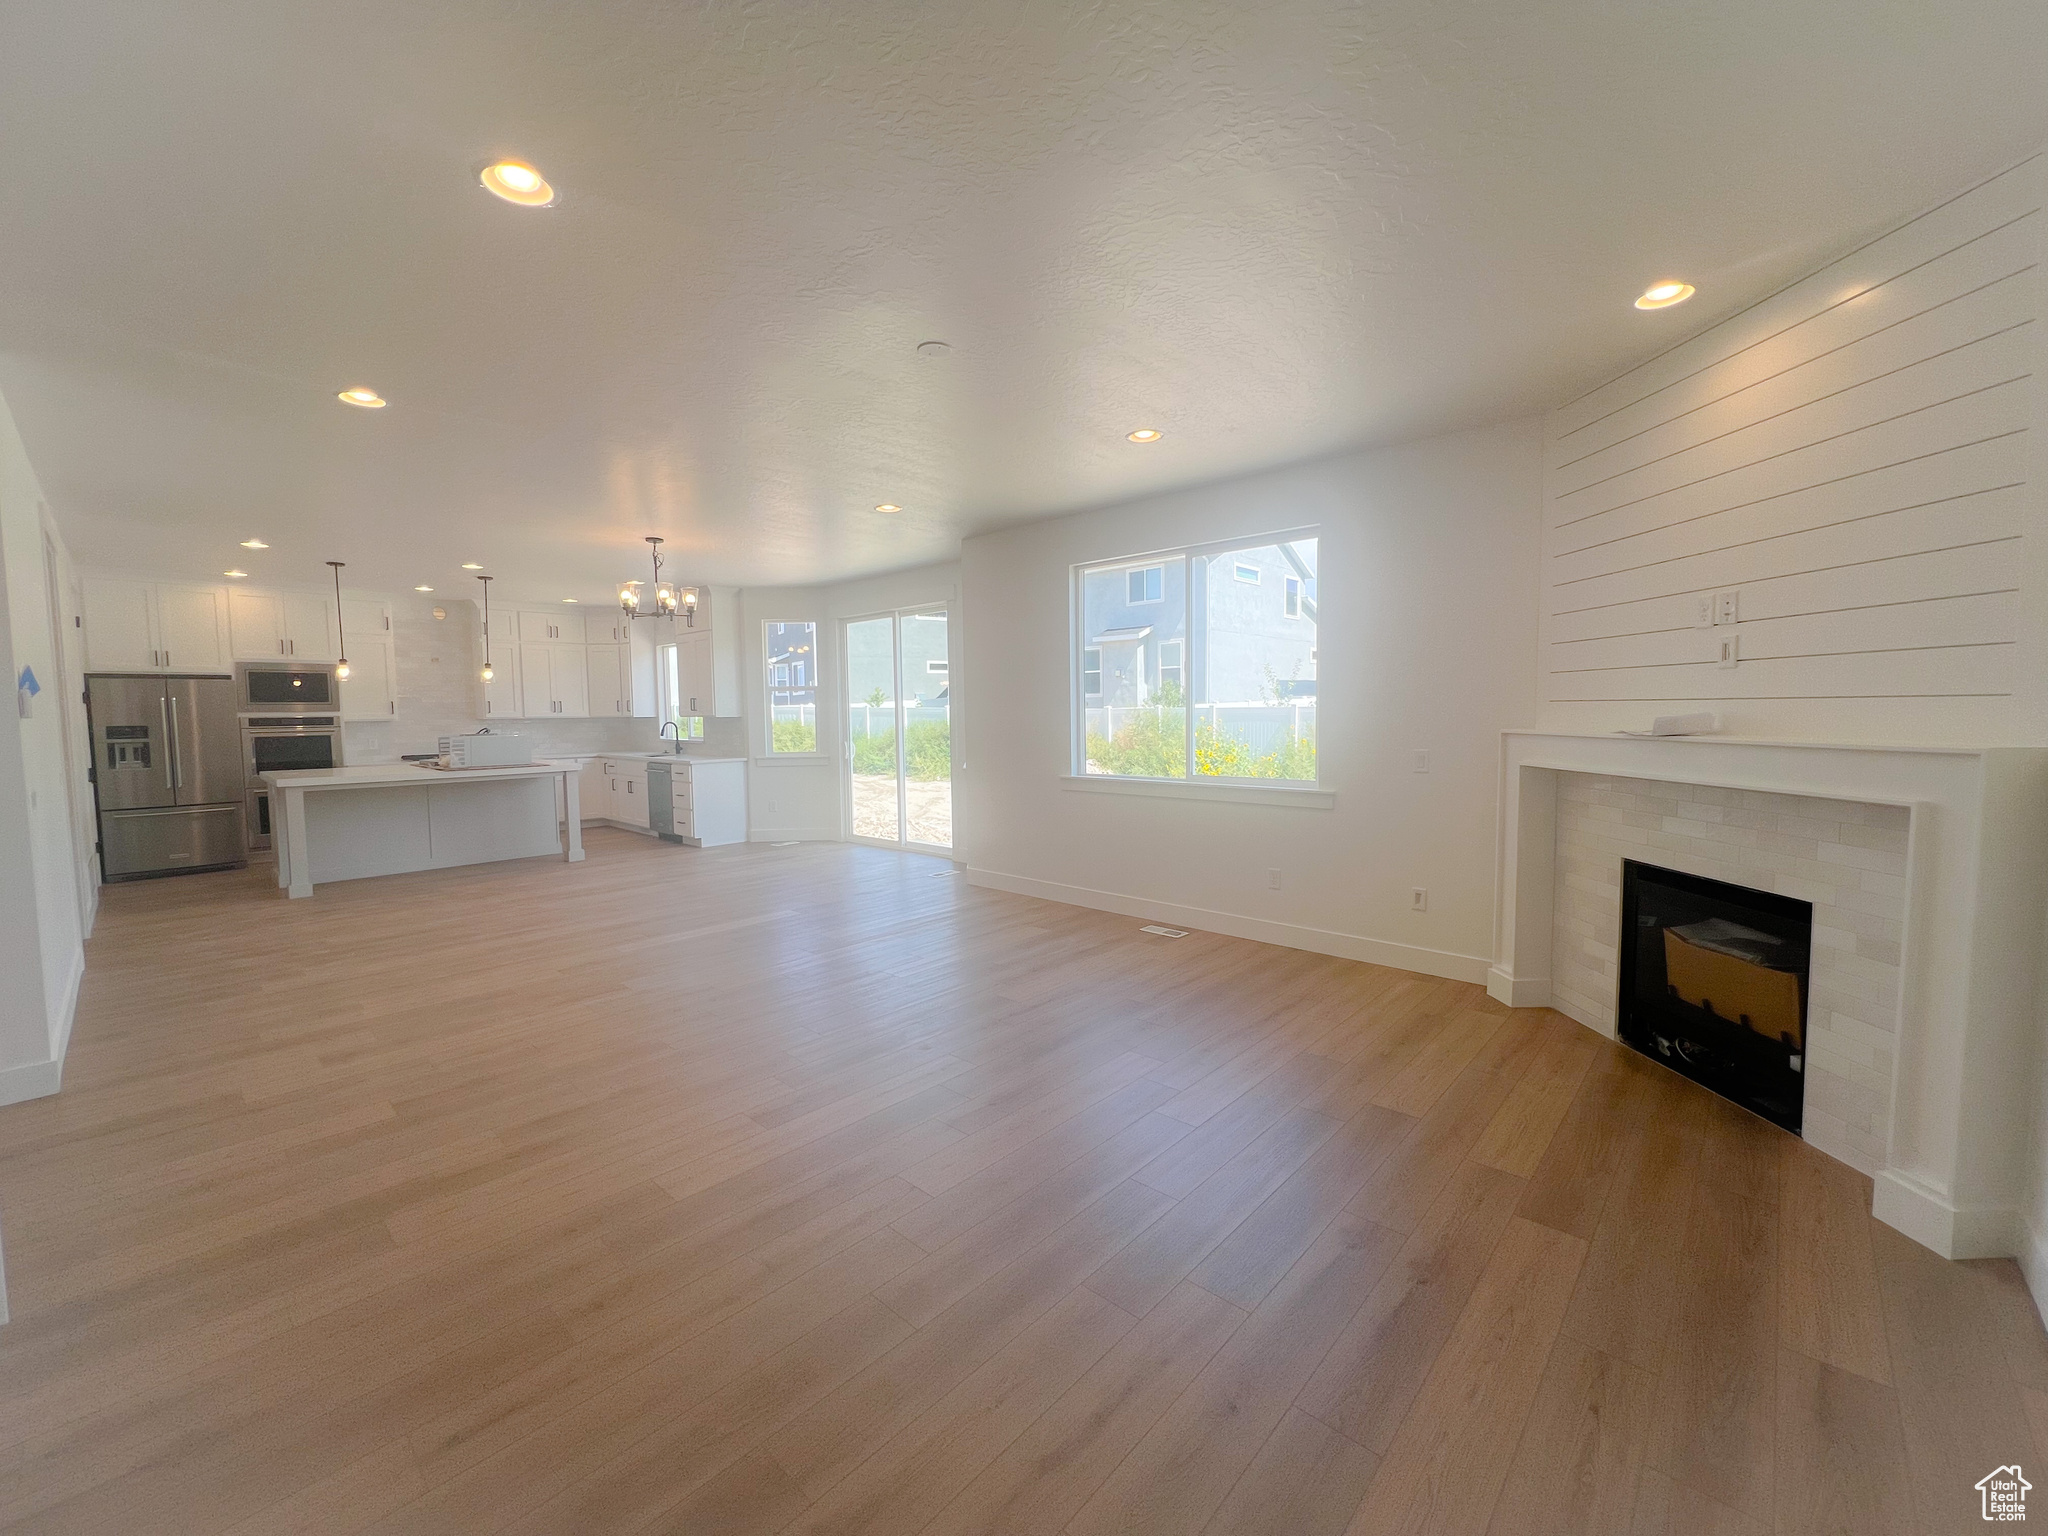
left=659, top=720, right=685, bottom=753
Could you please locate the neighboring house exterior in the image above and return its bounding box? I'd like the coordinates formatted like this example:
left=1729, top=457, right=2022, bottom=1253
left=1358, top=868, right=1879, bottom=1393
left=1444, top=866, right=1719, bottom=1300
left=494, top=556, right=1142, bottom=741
left=766, top=621, right=818, bottom=721
left=1081, top=541, right=1316, bottom=707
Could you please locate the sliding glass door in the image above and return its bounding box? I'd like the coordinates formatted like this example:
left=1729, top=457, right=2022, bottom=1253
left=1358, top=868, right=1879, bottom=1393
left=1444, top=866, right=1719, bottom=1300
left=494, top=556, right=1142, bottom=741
left=844, top=607, right=951, bottom=851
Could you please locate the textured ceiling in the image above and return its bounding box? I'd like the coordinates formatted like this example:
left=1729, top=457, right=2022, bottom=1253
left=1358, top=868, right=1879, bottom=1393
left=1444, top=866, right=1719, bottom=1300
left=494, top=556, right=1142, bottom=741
left=1, top=0, right=2044, bottom=602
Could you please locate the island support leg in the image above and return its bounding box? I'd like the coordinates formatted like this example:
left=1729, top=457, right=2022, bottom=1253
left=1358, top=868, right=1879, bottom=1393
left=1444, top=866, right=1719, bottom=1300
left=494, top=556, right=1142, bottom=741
left=563, top=772, right=584, bottom=863
left=283, top=787, right=315, bottom=898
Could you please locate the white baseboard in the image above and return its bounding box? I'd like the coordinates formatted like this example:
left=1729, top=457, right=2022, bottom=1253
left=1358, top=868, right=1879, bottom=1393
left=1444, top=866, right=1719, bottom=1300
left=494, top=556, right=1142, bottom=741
left=0, top=1053, right=63, bottom=1108
left=1486, top=966, right=1552, bottom=1009
left=1873, top=1168, right=2021, bottom=1259
left=964, top=867, right=1490, bottom=985
left=0, top=947, right=82, bottom=1109
left=749, top=827, right=839, bottom=844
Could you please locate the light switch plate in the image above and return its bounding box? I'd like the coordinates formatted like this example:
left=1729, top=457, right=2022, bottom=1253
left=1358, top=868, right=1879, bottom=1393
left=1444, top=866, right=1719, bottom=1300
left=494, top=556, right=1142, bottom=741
left=1692, top=594, right=1714, bottom=629
left=1718, top=635, right=1741, bottom=669
left=1716, top=590, right=1740, bottom=625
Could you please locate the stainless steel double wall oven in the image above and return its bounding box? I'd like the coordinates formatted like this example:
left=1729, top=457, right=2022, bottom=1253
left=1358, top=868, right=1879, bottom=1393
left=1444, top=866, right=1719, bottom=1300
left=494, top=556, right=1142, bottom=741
left=236, top=663, right=343, bottom=850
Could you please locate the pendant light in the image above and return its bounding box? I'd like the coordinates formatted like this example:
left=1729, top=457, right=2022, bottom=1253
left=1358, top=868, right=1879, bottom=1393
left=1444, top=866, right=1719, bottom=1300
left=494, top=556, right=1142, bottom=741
left=327, top=562, right=351, bottom=682
left=477, top=574, right=495, bottom=681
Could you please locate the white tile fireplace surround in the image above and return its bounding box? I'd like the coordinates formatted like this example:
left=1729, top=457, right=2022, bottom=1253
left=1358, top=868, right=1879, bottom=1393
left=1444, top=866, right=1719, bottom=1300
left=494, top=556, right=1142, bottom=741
left=1492, top=731, right=2048, bottom=1263
left=1550, top=772, right=1905, bottom=1172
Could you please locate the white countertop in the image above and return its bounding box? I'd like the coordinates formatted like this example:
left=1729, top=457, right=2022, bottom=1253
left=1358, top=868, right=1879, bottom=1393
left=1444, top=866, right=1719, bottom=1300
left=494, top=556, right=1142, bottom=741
left=260, top=761, right=574, bottom=790
left=591, top=753, right=748, bottom=765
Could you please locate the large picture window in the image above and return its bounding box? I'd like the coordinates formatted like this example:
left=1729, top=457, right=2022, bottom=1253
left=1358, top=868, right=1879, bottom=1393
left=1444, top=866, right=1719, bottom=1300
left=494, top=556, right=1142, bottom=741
left=765, top=620, right=820, bottom=753
left=1075, top=533, right=1318, bottom=784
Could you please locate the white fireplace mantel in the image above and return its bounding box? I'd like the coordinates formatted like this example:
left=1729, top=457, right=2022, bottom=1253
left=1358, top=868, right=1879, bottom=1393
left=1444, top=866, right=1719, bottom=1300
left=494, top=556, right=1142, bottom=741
left=1492, top=730, right=2048, bottom=1262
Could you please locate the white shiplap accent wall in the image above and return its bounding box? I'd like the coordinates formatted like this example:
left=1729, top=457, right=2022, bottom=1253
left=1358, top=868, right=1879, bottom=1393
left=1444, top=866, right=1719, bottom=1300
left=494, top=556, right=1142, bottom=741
left=1541, top=155, right=2047, bottom=742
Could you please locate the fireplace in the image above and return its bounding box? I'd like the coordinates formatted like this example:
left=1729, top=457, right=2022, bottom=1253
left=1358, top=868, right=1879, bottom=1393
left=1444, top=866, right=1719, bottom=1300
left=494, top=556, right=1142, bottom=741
left=1617, top=859, right=1812, bottom=1135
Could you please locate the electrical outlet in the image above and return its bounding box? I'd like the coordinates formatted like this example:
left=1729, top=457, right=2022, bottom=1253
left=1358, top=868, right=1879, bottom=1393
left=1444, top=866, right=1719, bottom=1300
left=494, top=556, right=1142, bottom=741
left=1410, top=887, right=1428, bottom=912
left=1716, top=589, right=1740, bottom=625
left=1412, top=750, right=1429, bottom=773
left=1692, top=594, right=1714, bottom=629
left=1267, top=868, right=1282, bottom=890
left=1718, top=634, right=1740, bottom=669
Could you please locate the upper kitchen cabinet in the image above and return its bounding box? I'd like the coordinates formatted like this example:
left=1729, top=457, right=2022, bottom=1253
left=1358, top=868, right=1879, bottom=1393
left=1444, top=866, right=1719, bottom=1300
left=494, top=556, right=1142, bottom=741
left=280, top=591, right=337, bottom=660
left=518, top=610, right=575, bottom=644
left=82, top=578, right=228, bottom=673
left=517, top=643, right=589, bottom=717
left=584, top=613, right=632, bottom=645
left=228, top=587, right=335, bottom=661
left=482, top=645, right=522, bottom=719
left=585, top=644, right=631, bottom=717
left=338, top=635, right=397, bottom=719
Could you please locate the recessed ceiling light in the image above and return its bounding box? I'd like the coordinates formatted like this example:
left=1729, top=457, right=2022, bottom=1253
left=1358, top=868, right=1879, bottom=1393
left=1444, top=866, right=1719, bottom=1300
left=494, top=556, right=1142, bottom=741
left=223, top=569, right=247, bottom=578
left=875, top=503, right=902, bottom=513
left=460, top=562, right=483, bottom=570
left=480, top=159, right=554, bottom=207
left=338, top=387, right=386, bottom=408
left=415, top=585, right=434, bottom=592
left=1127, top=428, right=1163, bottom=443
left=1635, top=281, right=1695, bottom=310
left=240, top=539, right=268, bottom=549
left=562, top=597, right=579, bottom=603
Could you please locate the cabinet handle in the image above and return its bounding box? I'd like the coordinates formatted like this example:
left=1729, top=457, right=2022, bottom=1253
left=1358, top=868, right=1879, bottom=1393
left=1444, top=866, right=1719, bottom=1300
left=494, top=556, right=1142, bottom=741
left=288, top=639, right=295, bottom=655
left=278, top=639, right=285, bottom=655
left=164, top=650, right=171, bottom=667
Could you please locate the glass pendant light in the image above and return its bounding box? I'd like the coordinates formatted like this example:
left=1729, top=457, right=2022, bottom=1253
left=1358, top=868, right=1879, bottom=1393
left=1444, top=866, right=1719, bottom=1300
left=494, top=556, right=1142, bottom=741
left=328, top=562, right=351, bottom=681
left=623, top=536, right=682, bottom=623
left=478, top=574, right=495, bottom=681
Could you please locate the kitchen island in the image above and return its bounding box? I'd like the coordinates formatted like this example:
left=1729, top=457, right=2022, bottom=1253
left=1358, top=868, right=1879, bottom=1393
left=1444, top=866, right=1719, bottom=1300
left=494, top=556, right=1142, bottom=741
left=261, top=761, right=582, bottom=898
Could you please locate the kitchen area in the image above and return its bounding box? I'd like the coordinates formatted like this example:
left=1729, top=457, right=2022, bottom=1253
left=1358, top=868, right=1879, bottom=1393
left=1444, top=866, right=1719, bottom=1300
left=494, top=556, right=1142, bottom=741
left=80, top=574, right=750, bottom=894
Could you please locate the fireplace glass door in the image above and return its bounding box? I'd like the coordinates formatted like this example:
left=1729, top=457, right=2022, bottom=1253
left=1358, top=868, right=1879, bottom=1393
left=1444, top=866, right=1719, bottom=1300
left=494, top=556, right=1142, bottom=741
left=1617, top=859, right=1812, bottom=1134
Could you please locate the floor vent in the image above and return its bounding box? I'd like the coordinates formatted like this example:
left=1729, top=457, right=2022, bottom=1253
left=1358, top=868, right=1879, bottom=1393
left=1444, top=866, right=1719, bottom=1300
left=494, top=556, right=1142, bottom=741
left=1140, top=924, right=1191, bottom=938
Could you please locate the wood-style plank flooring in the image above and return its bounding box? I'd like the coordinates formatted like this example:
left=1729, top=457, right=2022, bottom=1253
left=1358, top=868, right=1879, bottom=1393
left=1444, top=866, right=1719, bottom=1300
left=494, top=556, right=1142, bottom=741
left=0, top=830, right=2042, bottom=1534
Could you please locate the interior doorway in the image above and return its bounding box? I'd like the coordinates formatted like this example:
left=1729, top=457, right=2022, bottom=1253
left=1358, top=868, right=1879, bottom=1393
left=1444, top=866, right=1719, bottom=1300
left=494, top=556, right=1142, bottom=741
left=843, top=607, right=951, bottom=852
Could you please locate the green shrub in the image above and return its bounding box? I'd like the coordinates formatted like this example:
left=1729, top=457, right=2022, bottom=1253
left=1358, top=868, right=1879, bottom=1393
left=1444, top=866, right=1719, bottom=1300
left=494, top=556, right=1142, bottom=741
left=1088, top=707, right=1314, bottom=782
left=772, top=718, right=817, bottom=753
left=850, top=720, right=953, bottom=780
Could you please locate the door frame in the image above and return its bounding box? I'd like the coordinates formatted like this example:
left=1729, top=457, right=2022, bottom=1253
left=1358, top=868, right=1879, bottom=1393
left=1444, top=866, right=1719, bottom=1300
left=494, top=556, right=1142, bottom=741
left=839, top=604, right=951, bottom=855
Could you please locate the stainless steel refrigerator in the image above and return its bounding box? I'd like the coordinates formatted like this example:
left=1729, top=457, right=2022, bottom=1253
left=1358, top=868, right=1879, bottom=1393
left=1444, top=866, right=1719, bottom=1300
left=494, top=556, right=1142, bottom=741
left=87, top=675, right=247, bottom=878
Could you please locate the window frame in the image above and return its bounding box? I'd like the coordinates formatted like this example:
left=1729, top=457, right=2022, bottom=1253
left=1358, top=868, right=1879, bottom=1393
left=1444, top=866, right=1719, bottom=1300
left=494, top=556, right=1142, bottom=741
left=1082, top=646, right=1102, bottom=699
left=1071, top=527, right=1321, bottom=792
left=1233, top=561, right=1261, bottom=585
left=1159, top=637, right=1183, bottom=691
left=1284, top=575, right=1301, bottom=618
left=1126, top=565, right=1164, bottom=604
left=763, top=619, right=827, bottom=759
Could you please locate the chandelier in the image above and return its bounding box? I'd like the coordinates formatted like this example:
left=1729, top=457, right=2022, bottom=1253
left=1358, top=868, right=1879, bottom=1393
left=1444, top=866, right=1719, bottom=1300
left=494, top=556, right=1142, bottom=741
left=619, top=536, right=697, bottom=627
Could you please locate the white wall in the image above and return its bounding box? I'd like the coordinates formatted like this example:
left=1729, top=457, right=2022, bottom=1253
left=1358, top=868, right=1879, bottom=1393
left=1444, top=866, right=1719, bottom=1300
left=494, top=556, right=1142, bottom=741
left=959, top=418, right=1542, bottom=979
left=738, top=563, right=961, bottom=845
left=1540, top=153, right=2048, bottom=744
left=0, top=389, right=92, bottom=1108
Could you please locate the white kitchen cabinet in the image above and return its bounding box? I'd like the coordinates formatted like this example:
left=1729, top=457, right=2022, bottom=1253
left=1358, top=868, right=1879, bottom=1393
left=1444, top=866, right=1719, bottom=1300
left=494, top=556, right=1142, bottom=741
left=657, top=758, right=747, bottom=846
left=340, top=598, right=391, bottom=649
left=585, top=644, right=632, bottom=716
left=83, top=579, right=159, bottom=670
left=339, top=635, right=397, bottom=719
left=83, top=577, right=229, bottom=672
left=482, top=646, right=522, bottom=718
left=281, top=591, right=336, bottom=660
left=228, top=588, right=286, bottom=659
left=518, top=610, right=575, bottom=644
left=155, top=584, right=229, bottom=672
left=517, top=643, right=589, bottom=717
left=674, top=631, right=716, bottom=718
left=584, top=613, right=631, bottom=645
left=227, top=587, right=337, bottom=660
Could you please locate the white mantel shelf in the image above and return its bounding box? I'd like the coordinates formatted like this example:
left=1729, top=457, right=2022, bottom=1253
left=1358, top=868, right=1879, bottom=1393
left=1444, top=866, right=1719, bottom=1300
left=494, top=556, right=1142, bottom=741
left=1493, top=729, right=2048, bottom=1265
left=262, top=760, right=583, bottom=899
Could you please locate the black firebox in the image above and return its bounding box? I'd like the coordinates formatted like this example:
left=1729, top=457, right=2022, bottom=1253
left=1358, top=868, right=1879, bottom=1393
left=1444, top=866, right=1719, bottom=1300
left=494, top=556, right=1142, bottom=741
left=1616, top=859, right=1812, bottom=1135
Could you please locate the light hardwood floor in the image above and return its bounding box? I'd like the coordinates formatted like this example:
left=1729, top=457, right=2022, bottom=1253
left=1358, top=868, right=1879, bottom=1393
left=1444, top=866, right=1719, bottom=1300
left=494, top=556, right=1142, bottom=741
left=1, top=829, right=2043, bottom=1534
